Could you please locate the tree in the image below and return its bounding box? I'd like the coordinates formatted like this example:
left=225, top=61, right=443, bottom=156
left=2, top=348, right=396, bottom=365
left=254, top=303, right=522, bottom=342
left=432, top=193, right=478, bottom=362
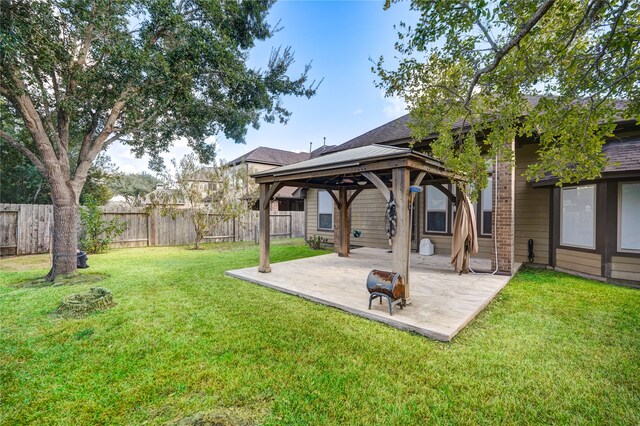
left=110, top=172, right=160, bottom=206
left=79, top=195, right=127, bottom=254
left=0, top=0, right=318, bottom=279
left=0, top=144, right=118, bottom=205
left=150, top=154, right=257, bottom=250
left=376, top=0, right=639, bottom=197
left=79, top=154, right=118, bottom=205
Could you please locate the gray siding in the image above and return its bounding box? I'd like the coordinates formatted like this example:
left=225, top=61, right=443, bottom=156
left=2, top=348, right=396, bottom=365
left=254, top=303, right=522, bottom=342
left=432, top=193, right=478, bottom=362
left=611, top=256, right=640, bottom=281
left=349, top=189, right=390, bottom=249
left=556, top=248, right=602, bottom=276
left=514, top=144, right=551, bottom=265
left=305, top=189, right=335, bottom=243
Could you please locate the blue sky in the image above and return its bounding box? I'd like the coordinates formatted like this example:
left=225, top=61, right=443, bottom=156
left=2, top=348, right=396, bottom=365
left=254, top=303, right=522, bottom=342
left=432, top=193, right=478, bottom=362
left=107, top=0, right=418, bottom=173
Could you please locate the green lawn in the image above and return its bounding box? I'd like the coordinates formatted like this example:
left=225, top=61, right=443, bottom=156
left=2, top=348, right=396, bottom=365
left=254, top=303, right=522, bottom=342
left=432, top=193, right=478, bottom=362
left=1, top=240, right=639, bottom=425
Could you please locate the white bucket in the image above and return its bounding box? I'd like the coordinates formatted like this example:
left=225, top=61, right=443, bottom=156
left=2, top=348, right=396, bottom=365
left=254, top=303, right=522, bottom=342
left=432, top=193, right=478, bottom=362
left=419, top=238, right=434, bottom=256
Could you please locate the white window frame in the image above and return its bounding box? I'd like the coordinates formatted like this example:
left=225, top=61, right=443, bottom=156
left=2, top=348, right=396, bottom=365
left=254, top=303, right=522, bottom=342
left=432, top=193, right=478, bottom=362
left=480, top=177, right=493, bottom=236
left=618, top=181, right=640, bottom=253
left=560, top=184, right=597, bottom=250
left=425, top=185, right=449, bottom=234
left=317, top=190, right=334, bottom=231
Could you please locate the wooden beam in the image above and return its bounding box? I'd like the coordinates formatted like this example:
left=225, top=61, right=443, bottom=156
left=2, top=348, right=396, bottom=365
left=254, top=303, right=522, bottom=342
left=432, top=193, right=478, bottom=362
left=258, top=183, right=271, bottom=273
left=338, top=189, right=349, bottom=257
left=432, top=182, right=456, bottom=203
left=261, top=182, right=284, bottom=211
left=406, top=159, right=463, bottom=181
left=325, top=189, right=341, bottom=209
left=391, top=168, right=411, bottom=305
left=425, top=178, right=454, bottom=185
left=362, top=171, right=391, bottom=202
left=346, top=188, right=363, bottom=208
left=413, top=171, right=427, bottom=187
left=283, top=180, right=369, bottom=191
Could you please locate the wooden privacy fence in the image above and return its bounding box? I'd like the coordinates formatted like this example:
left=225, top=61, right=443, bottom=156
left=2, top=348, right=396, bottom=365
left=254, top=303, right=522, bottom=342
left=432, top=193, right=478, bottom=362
left=0, top=203, right=305, bottom=256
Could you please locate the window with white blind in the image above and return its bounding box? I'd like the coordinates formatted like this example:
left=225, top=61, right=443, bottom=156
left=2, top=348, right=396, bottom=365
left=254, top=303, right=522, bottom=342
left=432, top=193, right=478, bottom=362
left=425, top=186, right=448, bottom=233
left=619, top=182, right=640, bottom=252
left=317, top=190, right=334, bottom=231
left=561, top=185, right=596, bottom=249
left=481, top=177, right=493, bottom=235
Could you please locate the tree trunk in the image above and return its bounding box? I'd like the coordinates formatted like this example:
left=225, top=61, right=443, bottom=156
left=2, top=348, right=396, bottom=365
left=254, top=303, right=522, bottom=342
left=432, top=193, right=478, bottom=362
left=46, top=195, right=79, bottom=280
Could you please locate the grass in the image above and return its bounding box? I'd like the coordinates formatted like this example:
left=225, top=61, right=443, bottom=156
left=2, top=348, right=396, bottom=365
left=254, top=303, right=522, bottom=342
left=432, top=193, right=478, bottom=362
left=0, top=240, right=639, bottom=425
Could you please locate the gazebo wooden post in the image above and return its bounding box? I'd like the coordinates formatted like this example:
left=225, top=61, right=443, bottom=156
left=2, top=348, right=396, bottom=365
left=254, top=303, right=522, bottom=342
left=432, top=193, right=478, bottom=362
left=338, top=188, right=349, bottom=257
left=392, top=167, right=411, bottom=304
left=258, top=183, right=271, bottom=273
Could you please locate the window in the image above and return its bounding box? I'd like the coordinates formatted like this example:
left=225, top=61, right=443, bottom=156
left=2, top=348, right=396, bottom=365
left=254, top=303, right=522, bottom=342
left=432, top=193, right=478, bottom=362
left=317, top=190, right=334, bottom=231
left=561, top=185, right=596, bottom=249
left=619, top=182, right=640, bottom=251
left=481, top=177, right=493, bottom=235
left=425, top=186, right=448, bottom=233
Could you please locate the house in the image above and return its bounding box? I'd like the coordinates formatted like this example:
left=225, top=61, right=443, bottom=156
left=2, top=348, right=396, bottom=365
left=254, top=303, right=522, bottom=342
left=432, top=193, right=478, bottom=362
left=143, top=184, right=185, bottom=206
left=279, top=109, right=639, bottom=285
left=227, top=146, right=311, bottom=211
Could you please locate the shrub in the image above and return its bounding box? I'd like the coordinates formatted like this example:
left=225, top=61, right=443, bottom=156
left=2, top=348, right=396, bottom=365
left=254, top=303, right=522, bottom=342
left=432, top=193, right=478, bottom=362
left=306, top=235, right=328, bottom=250
left=79, top=196, right=128, bottom=254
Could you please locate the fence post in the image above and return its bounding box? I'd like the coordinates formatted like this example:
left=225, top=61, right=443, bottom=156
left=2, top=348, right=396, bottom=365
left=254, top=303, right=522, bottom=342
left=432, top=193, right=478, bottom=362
left=146, top=212, right=150, bottom=246
left=149, top=208, right=156, bottom=246
left=289, top=214, right=292, bottom=238
left=233, top=217, right=236, bottom=242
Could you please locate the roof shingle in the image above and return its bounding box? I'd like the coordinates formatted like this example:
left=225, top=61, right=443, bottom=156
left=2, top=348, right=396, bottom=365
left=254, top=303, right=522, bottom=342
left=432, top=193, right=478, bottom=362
left=603, top=136, right=640, bottom=173
left=228, top=147, right=310, bottom=166
left=328, top=96, right=631, bottom=154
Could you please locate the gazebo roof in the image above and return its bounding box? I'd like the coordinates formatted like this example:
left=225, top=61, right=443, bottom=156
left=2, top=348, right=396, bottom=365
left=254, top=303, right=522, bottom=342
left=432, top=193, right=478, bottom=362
left=252, top=144, right=456, bottom=187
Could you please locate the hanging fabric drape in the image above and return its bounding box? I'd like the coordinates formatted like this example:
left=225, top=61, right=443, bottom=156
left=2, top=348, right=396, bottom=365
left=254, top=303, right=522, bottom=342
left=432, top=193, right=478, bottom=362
left=451, top=190, right=479, bottom=273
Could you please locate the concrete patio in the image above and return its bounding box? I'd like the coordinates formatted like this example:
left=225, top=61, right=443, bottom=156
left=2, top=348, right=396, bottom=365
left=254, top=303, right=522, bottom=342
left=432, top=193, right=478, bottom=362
left=226, top=247, right=518, bottom=341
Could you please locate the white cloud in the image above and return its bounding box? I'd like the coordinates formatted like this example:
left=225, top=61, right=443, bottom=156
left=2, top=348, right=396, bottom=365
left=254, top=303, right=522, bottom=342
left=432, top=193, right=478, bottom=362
left=106, top=137, right=205, bottom=175
left=353, top=108, right=363, bottom=115
left=382, top=92, right=407, bottom=119
left=118, top=164, right=141, bottom=174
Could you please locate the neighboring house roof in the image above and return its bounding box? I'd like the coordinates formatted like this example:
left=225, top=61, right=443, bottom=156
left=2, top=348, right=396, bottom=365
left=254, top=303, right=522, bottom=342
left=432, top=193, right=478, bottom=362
left=252, top=144, right=447, bottom=179
left=228, top=146, right=310, bottom=166
left=274, top=186, right=301, bottom=199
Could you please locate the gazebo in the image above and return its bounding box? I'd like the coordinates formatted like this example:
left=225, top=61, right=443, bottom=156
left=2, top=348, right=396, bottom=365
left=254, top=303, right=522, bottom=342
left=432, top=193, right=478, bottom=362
left=252, top=145, right=461, bottom=305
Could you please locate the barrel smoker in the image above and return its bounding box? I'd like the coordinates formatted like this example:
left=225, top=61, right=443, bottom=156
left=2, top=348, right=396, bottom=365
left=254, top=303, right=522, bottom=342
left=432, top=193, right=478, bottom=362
left=366, top=269, right=404, bottom=315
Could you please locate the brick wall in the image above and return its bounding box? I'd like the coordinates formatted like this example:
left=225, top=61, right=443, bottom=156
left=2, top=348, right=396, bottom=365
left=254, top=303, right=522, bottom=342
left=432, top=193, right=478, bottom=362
left=492, top=141, right=516, bottom=274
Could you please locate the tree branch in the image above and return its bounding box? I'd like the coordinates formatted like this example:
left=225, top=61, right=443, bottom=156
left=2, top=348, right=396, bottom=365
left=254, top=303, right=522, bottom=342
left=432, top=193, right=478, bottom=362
left=0, top=130, right=47, bottom=175
left=28, top=56, right=65, bottom=160
left=463, top=0, right=557, bottom=108
left=72, top=88, right=133, bottom=189
left=7, top=76, right=60, bottom=174
left=467, top=3, right=499, bottom=53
